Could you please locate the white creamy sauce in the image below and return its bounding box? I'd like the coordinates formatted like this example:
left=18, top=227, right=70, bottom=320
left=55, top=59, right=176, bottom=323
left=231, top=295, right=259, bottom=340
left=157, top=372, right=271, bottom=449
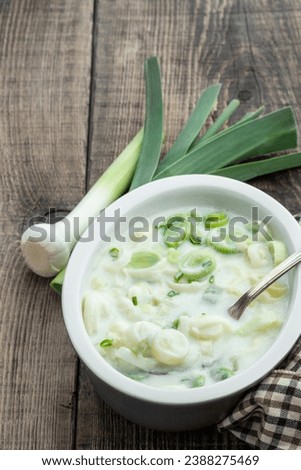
left=82, top=209, right=289, bottom=390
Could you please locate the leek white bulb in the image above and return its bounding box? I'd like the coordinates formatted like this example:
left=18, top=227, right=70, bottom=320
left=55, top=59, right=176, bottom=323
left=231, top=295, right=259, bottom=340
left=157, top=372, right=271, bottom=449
left=21, top=222, right=72, bottom=277
left=21, top=129, right=143, bottom=277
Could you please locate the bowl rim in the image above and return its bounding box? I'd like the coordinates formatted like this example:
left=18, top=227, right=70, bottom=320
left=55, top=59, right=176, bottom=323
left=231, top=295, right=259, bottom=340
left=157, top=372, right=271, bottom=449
left=62, top=174, right=301, bottom=405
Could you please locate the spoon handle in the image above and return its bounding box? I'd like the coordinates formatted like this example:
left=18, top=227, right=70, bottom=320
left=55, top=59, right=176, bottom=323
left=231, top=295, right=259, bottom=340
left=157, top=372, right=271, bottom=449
left=228, top=249, right=301, bottom=320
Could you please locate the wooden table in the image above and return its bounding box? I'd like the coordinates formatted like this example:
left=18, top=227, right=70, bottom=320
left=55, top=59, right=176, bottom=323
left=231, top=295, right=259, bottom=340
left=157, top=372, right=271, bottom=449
left=1, top=0, right=301, bottom=450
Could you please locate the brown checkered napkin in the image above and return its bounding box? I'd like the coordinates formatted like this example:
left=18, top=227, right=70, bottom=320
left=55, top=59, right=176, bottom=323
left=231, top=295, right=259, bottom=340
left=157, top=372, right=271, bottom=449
left=218, top=338, right=301, bottom=450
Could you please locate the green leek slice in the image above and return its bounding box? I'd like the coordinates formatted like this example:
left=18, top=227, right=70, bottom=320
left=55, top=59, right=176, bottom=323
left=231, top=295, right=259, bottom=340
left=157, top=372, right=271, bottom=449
left=191, top=375, right=206, bottom=388
left=109, top=247, right=120, bottom=259
left=100, top=339, right=113, bottom=348
left=128, top=252, right=160, bottom=269
left=208, top=236, right=239, bottom=254
left=204, top=211, right=229, bottom=229
left=268, top=240, right=287, bottom=266
left=179, top=250, right=216, bottom=282
left=210, top=367, right=234, bottom=382
left=157, top=84, right=221, bottom=172
left=163, top=214, right=188, bottom=247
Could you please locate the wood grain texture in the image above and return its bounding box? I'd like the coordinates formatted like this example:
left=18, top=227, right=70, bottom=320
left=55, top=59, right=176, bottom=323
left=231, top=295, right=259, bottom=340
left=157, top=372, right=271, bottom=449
left=2, top=0, right=301, bottom=451
left=227, top=0, right=301, bottom=212
left=0, top=0, right=93, bottom=449
left=75, top=0, right=301, bottom=450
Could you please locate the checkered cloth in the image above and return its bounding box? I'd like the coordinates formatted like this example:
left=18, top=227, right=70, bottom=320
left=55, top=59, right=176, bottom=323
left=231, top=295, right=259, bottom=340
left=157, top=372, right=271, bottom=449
left=218, top=338, right=301, bottom=449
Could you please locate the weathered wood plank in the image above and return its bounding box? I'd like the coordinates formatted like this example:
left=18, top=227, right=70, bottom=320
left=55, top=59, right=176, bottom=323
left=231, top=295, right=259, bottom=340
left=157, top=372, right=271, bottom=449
left=0, top=0, right=93, bottom=449
left=73, top=0, right=301, bottom=449
left=76, top=365, right=252, bottom=450
left=5, top=0, right=298, bottom=451
left=234, top=0, right=301, bottom=212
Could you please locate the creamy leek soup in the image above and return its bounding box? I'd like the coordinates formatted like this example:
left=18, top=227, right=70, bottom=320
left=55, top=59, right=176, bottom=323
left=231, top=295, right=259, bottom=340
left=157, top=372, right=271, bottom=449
left=82, top=209, right=289, bottom=390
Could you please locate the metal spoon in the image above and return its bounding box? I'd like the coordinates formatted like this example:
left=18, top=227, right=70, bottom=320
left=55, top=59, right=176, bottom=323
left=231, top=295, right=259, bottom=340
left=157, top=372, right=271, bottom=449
left=228, top=250, right=301, bottom=320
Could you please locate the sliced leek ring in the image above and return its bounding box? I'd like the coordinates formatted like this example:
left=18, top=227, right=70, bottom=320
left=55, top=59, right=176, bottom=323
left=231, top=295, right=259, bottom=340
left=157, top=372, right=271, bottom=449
left=204, top=211, right=229, bottom=229
left=151, top=329, right=189, bottom=366
left=164, top=213, right=188, bottom=247
left=178, top=250, right=216, bottom=282
left=268, top=240, right=287, bottom=266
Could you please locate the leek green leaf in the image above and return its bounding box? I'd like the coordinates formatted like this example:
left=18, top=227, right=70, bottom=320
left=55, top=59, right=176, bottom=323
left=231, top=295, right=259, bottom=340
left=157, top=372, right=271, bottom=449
left=158, top=84, right=221, bottom=172
left=130, top=57, right=163, bottom=189
left=211, top=152, right=301, bottom=181
left=154, top=108, right=297, bottom=178
left=191, top=99, right=240, bottom=147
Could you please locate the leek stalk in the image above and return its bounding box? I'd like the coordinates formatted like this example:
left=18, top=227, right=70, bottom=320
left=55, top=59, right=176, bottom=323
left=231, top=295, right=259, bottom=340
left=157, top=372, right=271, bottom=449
left=21, top=128, right=144, bottom=277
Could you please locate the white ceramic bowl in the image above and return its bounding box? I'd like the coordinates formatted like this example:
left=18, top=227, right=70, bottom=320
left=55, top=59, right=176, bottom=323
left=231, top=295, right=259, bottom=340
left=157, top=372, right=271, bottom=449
left=62, top=175, right=301, bottom=431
